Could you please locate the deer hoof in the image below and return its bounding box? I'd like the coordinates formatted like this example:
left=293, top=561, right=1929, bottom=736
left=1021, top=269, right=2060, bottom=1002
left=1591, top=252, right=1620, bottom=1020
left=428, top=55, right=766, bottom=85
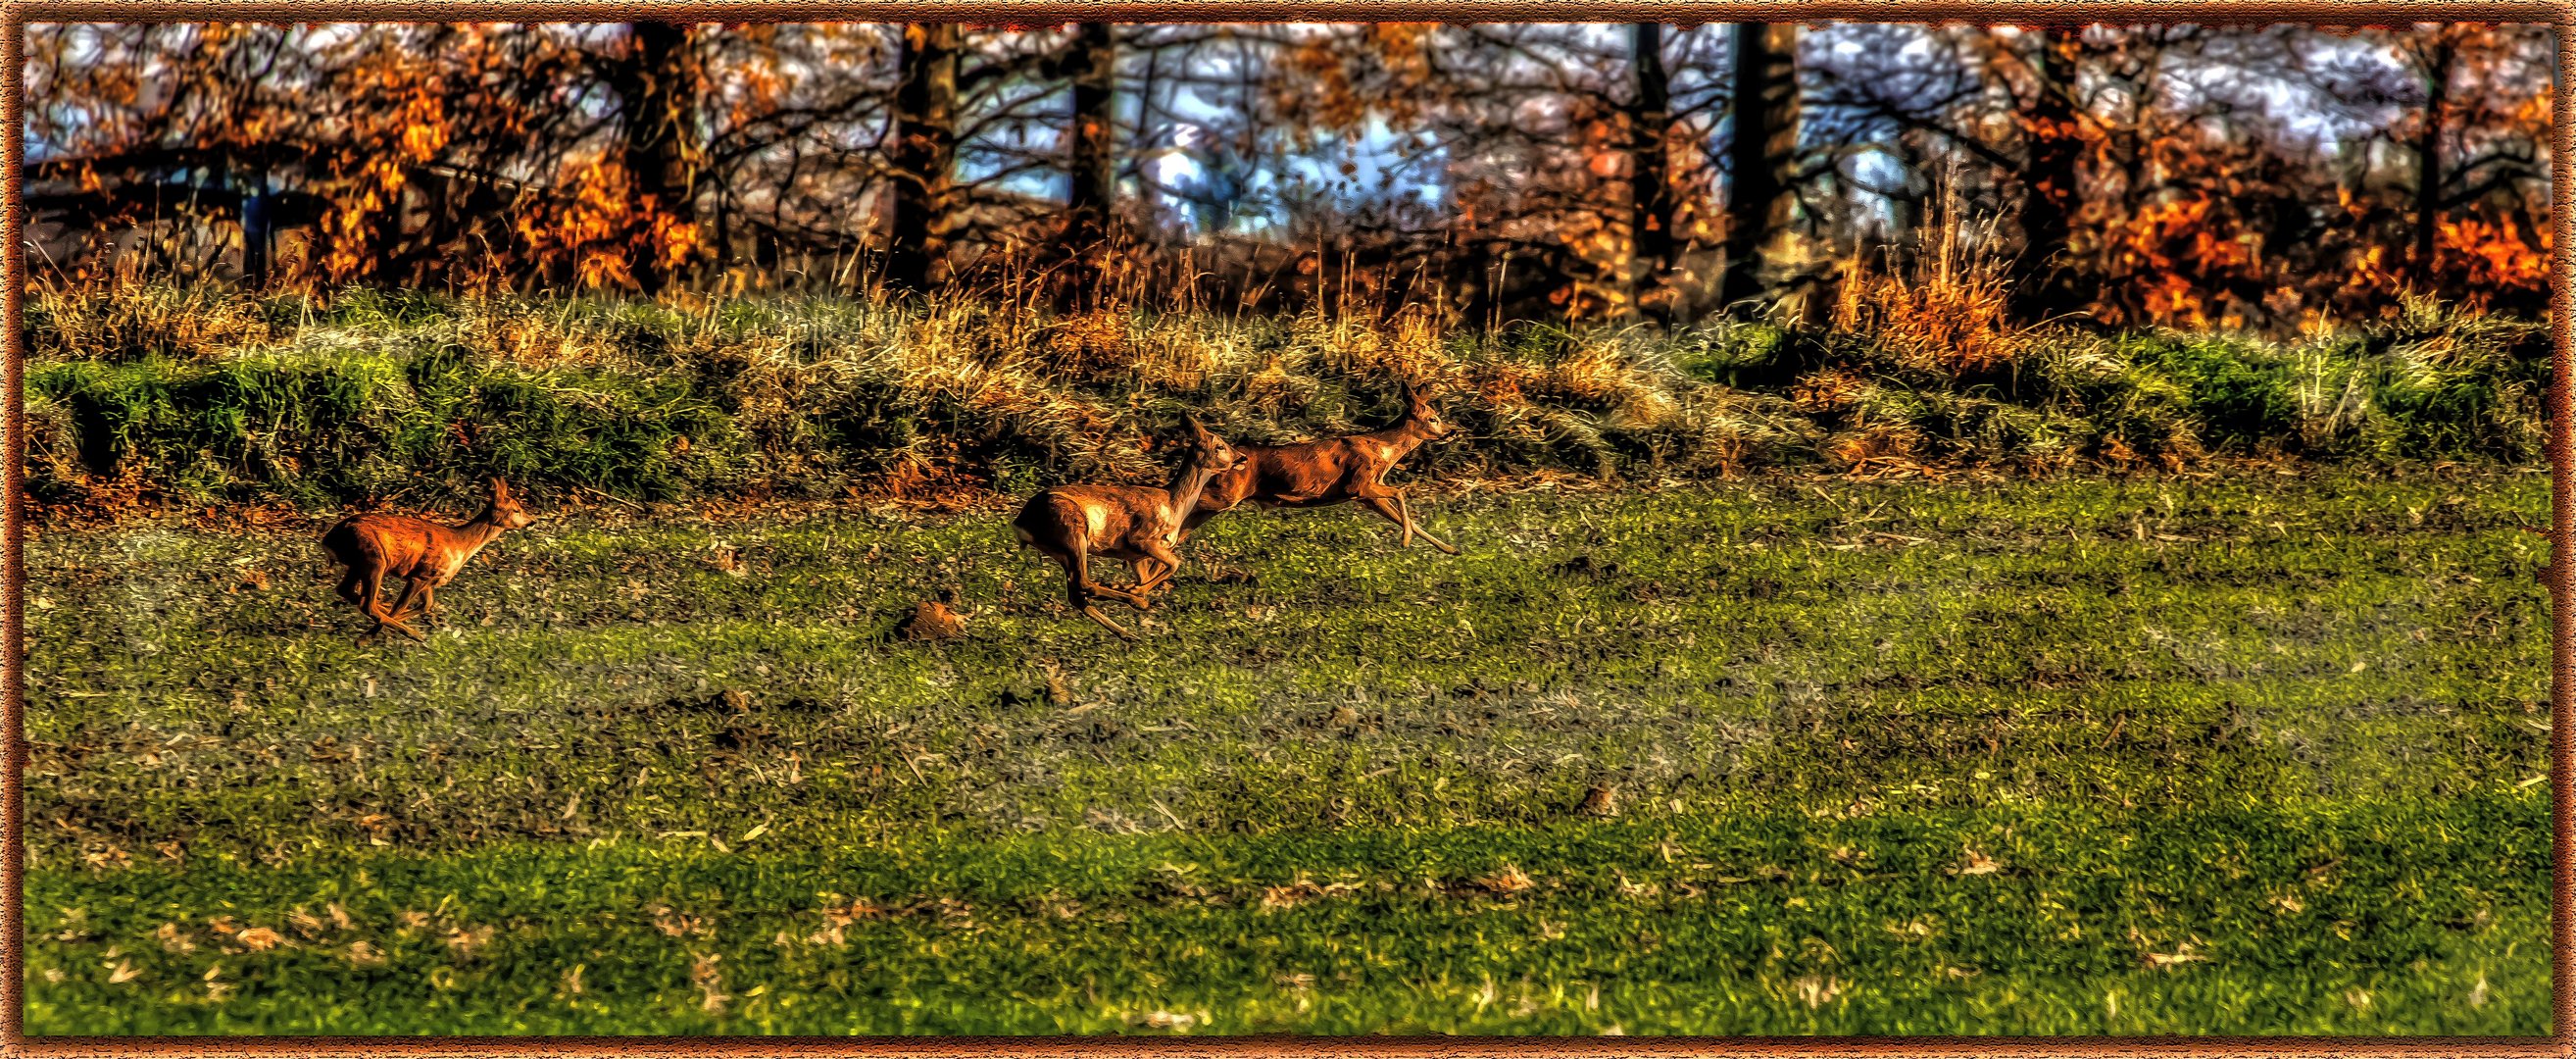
left=1081, top=606, right=1138, bottom=641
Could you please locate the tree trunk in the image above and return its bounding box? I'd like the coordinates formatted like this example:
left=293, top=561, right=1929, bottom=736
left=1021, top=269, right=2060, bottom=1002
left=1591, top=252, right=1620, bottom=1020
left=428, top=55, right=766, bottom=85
left=1718, top=23, right=1801, bottom=315
left=2009, top=27, right=2085, bottom=321
left=1065, top=23, right=1117, bottom=252
left=2410, top=38, right=2455, bottom=287
left=615, top=22, right=697, bottom=295
left=888, top=23, right=962, bottom=293
left=1626, top=22, right=1677, bottom=322
left=239, top=168, right=272, bottom=288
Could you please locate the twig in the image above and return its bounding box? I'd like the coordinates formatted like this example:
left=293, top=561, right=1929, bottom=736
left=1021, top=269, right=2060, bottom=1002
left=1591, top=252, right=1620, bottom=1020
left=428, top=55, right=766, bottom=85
left=576, top=484, right=645, bottom=511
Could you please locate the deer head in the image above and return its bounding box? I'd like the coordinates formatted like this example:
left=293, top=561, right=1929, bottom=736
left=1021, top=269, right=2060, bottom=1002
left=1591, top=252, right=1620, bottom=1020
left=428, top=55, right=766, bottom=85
left=1181, top=415, right=1247, bottom=474
left=483, top=478, right=537, bottom=530
left=1400, top=381, right=1458, bottom=441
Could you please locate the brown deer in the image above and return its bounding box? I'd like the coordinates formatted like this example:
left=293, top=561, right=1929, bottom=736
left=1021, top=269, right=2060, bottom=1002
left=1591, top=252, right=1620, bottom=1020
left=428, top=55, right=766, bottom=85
left=1132, top=382, right=1460, bottom=587
left=320, top=478, right=536, bottom=641
left=1013, top=416, right=1246, bottom=639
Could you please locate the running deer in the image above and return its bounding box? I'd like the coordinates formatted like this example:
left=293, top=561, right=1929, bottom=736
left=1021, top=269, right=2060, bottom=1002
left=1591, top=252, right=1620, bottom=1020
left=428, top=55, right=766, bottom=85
left=1013, top=416, right=1246, bottom=640
left=320, top=478, right=536, bottom=641
left=1134, top=382, right=1459, bottom=587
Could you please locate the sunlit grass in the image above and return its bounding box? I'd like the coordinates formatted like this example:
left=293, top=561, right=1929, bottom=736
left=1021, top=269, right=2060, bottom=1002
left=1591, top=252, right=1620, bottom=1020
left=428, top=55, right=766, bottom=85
left=24, top=469, right=2551, bottom=1034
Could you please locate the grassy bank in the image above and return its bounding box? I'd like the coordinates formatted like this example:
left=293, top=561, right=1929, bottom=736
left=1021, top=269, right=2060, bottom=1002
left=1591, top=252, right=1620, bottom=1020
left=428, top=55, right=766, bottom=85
left=23, top=284, right=2548, bottom=517
left=25, top=469, right=2551, bottom=1034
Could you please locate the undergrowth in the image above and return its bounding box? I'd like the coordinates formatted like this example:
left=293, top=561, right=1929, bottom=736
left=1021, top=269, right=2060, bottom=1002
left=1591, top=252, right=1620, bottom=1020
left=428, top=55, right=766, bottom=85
left=23, top=281, right=2548, bottom=515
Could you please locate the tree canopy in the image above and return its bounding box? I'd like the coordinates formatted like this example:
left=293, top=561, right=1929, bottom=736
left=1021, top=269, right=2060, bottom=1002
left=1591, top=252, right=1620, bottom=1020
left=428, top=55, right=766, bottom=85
left=25, top=20, right=2554, bottom=329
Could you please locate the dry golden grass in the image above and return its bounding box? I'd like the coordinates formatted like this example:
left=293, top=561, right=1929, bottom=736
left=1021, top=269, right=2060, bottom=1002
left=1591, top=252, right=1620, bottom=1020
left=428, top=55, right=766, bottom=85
left=1831, top=190, right=2022, bottom=379
left=29, top=282, right=275, bottom=362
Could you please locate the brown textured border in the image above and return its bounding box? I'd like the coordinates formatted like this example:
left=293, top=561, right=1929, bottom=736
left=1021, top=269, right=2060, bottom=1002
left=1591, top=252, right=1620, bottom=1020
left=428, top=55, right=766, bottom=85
left=0, top=2, right=2566, bottom=21
left=7, top=1, right=30, bottom=1053
left=2554, top=9, right=2576, bottom=1057
left=2, top=4, right=2571, bottom=1056
left=7, top=1039, right=2569, bottom=1057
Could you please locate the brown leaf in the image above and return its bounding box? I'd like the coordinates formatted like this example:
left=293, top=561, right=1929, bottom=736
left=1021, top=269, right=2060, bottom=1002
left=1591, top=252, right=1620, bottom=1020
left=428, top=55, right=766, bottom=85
left=1954, top=845, right=2002, bottom=876
left=155, top=923, right=194, bottom=954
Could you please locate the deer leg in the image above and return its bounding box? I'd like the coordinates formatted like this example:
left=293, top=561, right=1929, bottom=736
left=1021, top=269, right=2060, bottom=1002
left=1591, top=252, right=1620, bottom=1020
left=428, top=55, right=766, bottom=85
left=391, top=581, right=439, bottom=623
left=1358, top=496, right=1412, bottom=546
left=1397, top=491, right=1461, bottom=555
left=1131, top=556, right=1166, bottom=592
left=1360, top=494, right=1461, bottom=555
left=359, top=574, right=427, bottom=642
left=1069, top=548, right=1150, bottom=610
left=1134, top=540, right=1186, bottom=595
left=1135, top=530, right=1198, bottom=595
left=1058, top=551, right=1137, bottom=640
left=1137, top=518, right=1221, bottom=591
left=347, top=575, right=382, bottom=640
left=1101, top=581, right=1154, bottom=611
left=384, top=578, right=425, bottom=623
left=1087, top=556, right=1159, bottom=613
left=1079, top=604, right=1137, bottom=640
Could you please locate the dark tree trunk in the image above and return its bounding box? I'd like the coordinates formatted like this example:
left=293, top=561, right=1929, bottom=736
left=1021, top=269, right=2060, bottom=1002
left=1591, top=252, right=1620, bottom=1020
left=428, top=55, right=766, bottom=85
left=2009, top=28, right=2085, bottom=321
left=1065, top=22, right=1117, bottom=252
left=239, top=169, right=272, bottom=288
left=2410, top=39, right=2456, bottom=287
left=1626, top=23, right=1677, bottom=322
left=613, top=22, right=697, bottom=295
left=888, top=23, right=962, bottom=293
left=1718, top=23, right=1801, bottom=314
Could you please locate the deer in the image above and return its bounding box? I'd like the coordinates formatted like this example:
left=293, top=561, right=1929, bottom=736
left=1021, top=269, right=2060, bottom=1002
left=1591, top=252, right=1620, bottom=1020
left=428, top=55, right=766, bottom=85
left=1013, top=415, right=1246, bottom=640
left=319, top=478, right=536, bottom=641
left=1130, top=381, right=1460, bottom=589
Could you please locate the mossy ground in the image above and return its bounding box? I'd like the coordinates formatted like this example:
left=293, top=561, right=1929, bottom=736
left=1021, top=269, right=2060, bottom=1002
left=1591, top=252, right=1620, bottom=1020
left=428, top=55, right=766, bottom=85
left=24, top=470, right=2551, bottom=1034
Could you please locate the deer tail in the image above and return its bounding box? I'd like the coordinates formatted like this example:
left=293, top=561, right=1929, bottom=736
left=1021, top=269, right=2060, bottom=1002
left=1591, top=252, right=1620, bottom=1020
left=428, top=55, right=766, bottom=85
left=317, top=518, right=382, bottom=572
left=1012, top=491, right=1076, bottom=550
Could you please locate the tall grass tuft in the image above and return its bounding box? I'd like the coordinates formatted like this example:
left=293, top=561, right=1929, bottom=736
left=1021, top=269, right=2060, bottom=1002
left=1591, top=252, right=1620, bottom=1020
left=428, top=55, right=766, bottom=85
left=1831, top=193, right=2020, bottom=380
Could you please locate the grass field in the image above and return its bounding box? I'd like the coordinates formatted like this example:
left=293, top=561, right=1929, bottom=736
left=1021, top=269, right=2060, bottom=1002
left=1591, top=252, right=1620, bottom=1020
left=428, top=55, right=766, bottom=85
left=23, top=469, right=2554, bottom=1035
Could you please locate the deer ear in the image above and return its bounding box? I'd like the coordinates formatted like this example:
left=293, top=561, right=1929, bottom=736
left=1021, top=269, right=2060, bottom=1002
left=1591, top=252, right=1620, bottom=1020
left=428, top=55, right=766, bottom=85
left=490, top=478, right=508, bottom=499
left=1182, top=414, right=1211, bottom=440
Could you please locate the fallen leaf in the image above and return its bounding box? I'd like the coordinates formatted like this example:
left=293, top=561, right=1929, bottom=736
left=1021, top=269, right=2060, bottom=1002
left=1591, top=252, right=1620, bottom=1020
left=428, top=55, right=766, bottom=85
left=1955, top=845, right=2002, bottom=876
left=1475, top=865, right=1535, bottom=894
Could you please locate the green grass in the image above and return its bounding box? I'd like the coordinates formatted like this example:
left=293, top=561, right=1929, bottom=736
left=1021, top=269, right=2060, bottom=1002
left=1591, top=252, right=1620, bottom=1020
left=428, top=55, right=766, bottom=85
left=25, top=470, right=2552, bottom=1034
